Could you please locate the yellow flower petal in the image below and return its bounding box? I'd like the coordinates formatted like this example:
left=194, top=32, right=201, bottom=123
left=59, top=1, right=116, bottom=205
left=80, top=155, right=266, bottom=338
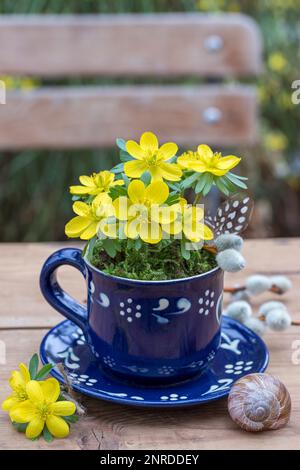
left=2, top=395, right=19, bottom=411
left=124, top=159, right=148, bottom=178
left=26, top=381, right=44, bottom=404
left=126, top=141, right=147, bottom=160
left=197, top=144, right=213, bottom=164
left=19, top=364, right=31, bottom=383
left=111, top=179, right=124, bottom=187
left=149, top=166, right=163, bottom=182
left=140, top=132, right=158, bottom=152
left=9, top=371, right=25, bottom=392
left=157, top=142, right=178, bottom=161
left=113, top=196, right=130, bottom=221
left=144, top=181, right=169, bottom=205
left=124, top=220, right=140, bottom=239
left=201, top=223, right=214, bottom=240
left=72, top=201, right=91, bottom=217
left=50, top=401, right=76, bottom=417
left=41, top=378, right=60, bottom=404
left=177, top=158, right=207, bottom=173
left=138, top=221, right=162, bottom=244
left=215, top=155, right=241, bottom=171
left=46, top=415, right=70, bottom=438
left=69, top=185, right=90, bottom=195
left=9, top=400, right=36, bottom=423
left=79, top=175, right=95, bottom=187
left=205, top=167, right=228, bottom=176
left=158, top=162, right=182, bottom=181
left=128, top=180, right=145, bottom=204
left=162, top=219, right=183, bottom=235
left=151, top=205, right=179, bottom=224
left=26, top=417, right=45, bottom=439
left=65, top=216, right=91, bottom=238
left=79, top=221, right=99, bottom=240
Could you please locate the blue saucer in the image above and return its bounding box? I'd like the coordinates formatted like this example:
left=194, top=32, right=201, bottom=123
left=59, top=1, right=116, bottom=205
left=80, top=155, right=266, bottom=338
left=40, top=316, right=269, bottom=407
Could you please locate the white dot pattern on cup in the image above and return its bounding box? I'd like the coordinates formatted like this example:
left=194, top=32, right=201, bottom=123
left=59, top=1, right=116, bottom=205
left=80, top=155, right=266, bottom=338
left=119, top=298, right=142, bottom=322
left=198, top=289, right=215, bottom=316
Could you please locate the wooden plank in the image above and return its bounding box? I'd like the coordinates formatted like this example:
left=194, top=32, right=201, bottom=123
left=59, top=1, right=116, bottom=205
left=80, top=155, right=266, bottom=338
left=0, top=327, right=299, bottom=449
left=0, top=14, right=262, bottom=77
left=0, top=239, right=299, bottom=330
left=0, top=85, right=257, bottom=149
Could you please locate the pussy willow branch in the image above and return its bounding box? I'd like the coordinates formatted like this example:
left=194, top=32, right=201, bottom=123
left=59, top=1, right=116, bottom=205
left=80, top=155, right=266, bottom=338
left=224, top=285, right=284, bottom=294
left=258, top=315, right=300, bottom=326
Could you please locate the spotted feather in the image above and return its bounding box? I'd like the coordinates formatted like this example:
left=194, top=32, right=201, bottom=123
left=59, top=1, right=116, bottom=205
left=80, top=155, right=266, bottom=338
left=205, top=194, right=254, bottom=237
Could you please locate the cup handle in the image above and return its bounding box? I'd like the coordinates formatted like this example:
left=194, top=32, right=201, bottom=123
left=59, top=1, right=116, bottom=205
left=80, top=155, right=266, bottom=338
left=40, top=247, right=88, bottom=333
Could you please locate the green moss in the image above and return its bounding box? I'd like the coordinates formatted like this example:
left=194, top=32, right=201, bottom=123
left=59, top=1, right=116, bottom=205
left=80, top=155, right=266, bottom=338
left=90, top=240, right=217, bottom=281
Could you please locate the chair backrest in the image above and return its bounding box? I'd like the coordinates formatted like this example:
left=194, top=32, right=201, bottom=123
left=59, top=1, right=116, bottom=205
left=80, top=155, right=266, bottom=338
left=0, top=13, right=262, bottom=149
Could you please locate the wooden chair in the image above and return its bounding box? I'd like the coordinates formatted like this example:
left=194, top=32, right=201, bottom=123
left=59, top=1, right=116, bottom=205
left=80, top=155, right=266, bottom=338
left=0, top=13, right=262, bottom=150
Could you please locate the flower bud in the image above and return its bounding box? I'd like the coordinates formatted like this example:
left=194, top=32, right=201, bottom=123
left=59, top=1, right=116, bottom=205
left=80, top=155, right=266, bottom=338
left=245, top=275, right=271, bottom=296
left=244, top=317, right=266, bottom=336
left=214, top=234, right=243, bottom=252
left=265, top=309, right=291, bottom=331
left=216, top=249, right=246, bottom=272
left=224, top=301, right=252, bottom=323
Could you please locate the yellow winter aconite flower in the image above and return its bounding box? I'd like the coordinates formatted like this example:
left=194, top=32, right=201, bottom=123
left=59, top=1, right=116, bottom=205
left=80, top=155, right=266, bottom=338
left=1, top=363, right=31, bottom=412
left=113, top=180, right=178, bottom=244
left=268, top=52, right=287, bottom=72
left=9, top=379, right=76, bottom=439
left=65, top=194, right=116, bottom=240
left=178, top=144, right=240, bottom=176
left=70, top=170, right=123, bottom=202
left=161, top=198, right=214, bottom=243
left=264, top=132, right=288, bottom=152
left=124, top=131, right=182, bottom=182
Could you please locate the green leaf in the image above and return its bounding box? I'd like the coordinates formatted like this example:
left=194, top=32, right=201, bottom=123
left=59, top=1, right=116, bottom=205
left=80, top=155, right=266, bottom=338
left=201, top=174, right=214, bottom=196
left=227, top=172, right=248, bottom=181
left=134, top=238, right=142, bottom=250
left=84, top=236, right=97, bottom=260
left=219, top=176, right=239, bottom=192
left=110, top=162, right=124, bottom=174
left=165, top=193, right=179, bottom=206
left=35, top=363, right=54, bottom=380
left=29, top=353, right=39, bottom=379
left=109, top=185, right=127, bottom=200
left=140, top=171, right=151, bottom=186
left=12, top=422, right=28, bottom=433
left=168, top=182, right=181, bottom=191
left=180, top=240, right=191, bottom=260
left=195, top=175, right=208, bottom=194
left=102, top=239, right=117, bottom=258
left=225, top=172, right=248, bottom=189
left=71, top=195, right=81, bottom=201
left=181, top=172, right=199, bottom=190
left=62, top=415, right=79, bottom=424
left=216, top=178, right=230, bottom=196
left=43, top=425, right=54, bottom=443
left=116, top=138, right=127, bottom=151
left=120, top=151, right=132, bottom=163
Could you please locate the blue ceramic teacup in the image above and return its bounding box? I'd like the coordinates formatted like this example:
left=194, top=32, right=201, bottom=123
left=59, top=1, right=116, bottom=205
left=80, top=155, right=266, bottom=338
left=40, top=248, right=224, bottom=385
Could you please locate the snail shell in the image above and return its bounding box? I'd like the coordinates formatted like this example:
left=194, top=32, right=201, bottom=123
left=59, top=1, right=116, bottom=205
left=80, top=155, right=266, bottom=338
left=228, top=373, right=291, bottom=432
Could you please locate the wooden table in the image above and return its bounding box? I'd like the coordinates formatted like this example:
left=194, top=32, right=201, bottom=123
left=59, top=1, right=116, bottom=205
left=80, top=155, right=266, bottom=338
left=0, top=239, right=300, bottom=450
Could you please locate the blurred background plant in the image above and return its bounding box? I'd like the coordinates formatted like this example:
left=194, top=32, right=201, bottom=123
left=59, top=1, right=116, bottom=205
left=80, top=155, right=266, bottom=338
left=0, top=0, right=299, bottom=241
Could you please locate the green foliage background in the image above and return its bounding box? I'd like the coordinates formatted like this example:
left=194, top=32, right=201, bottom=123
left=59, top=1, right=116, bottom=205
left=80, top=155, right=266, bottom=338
left=1, top=0, right=300, bottom=241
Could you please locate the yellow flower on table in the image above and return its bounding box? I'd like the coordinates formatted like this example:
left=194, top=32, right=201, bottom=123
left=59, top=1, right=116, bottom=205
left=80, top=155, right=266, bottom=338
left=113, top=180, right=178, bottom=244
left=1, top=363, right=31, bottom=412
left=65, top=194, right=116, bottom=240
left=161, top=198, right=214, bottom=243
left=70, top=170, right=123, bottom=203
left=177, top=144, right=240, bottom=177
left=9, top=378, right=76, bottom=439
left=124, top=131, right=182, bottom=182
